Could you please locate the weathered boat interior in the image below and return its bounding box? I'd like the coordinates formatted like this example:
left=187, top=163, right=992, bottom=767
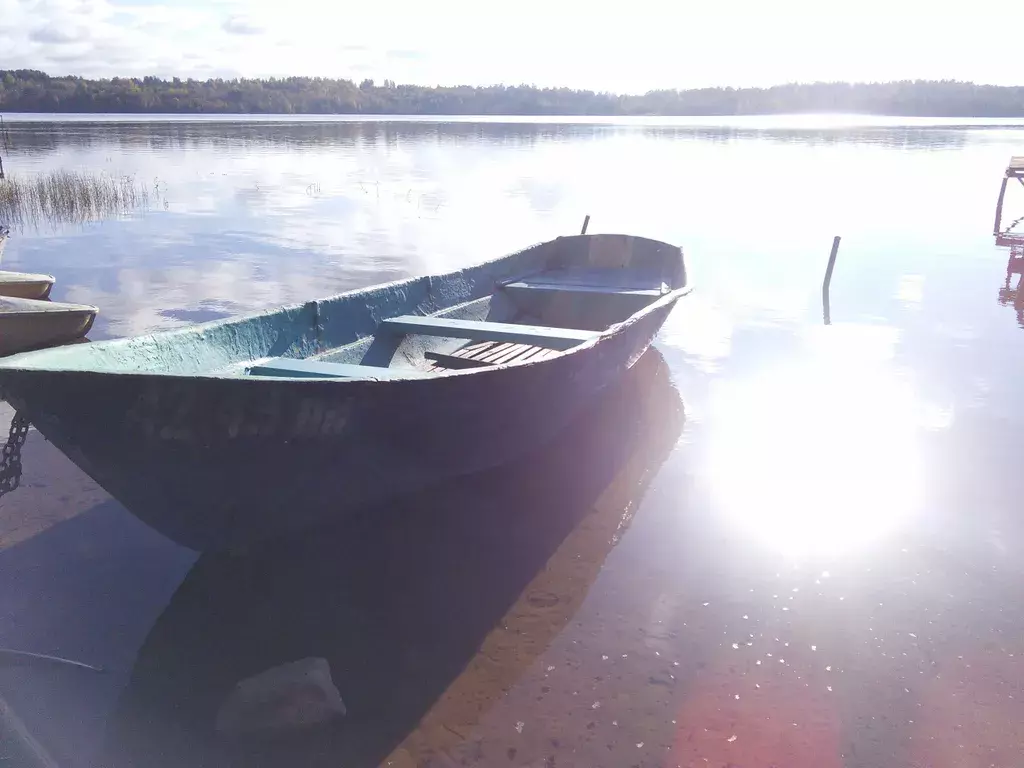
left=2, top=235, right=685, bottom=379
left=248, top=266, right=673, bottom=380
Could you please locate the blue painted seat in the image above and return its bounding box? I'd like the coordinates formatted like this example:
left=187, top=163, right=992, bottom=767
left=502, top=280, right=664, bottom=298
left=502, top=269, right=667, bottom=298
left=504, top=268, right=669, bottom=294
left=249, top=358, right=430, bottom=380
left=381, top=316, right=598, bottom=351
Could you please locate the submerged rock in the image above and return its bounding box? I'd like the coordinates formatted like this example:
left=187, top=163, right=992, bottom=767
left=215, top=657, right=346, bottom=736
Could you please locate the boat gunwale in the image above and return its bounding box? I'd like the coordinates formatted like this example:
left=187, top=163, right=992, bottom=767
left=0, top=272, right=56, bottom=283
left=0, top=233, right=689, bottom=380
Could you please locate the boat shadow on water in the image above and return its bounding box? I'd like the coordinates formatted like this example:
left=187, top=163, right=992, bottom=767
left=97, top=348, right=684, bottom=768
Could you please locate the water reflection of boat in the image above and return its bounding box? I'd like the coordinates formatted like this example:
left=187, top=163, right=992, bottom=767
left=0, top=297, right=98, bottom=357
left=0, top=234, right=689, bottom=551
left=96, top=348, right=683, bottom=768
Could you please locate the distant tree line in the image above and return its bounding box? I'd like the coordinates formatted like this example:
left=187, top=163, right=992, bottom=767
left=1, top=70, right=1023, bottom=116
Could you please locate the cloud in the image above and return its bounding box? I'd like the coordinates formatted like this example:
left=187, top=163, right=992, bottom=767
left=47, top=45, right=95, bottom=62
left=29, top=23, right=87, bottom=43
left=1, top=0, right=1022, bottom=90
left=222, top=14, right=264, bottom=35
left=386, top=49, right=425, bottom=61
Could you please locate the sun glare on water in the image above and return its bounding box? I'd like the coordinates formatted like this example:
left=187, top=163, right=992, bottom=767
left=705, top=345, right=925, bottom=559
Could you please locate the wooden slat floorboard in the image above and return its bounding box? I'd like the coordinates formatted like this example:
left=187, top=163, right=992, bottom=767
left=427, top=339, right=559, bottom=371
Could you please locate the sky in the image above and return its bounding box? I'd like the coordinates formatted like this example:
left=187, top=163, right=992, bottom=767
left=0, top=0, right=1021, bottom=92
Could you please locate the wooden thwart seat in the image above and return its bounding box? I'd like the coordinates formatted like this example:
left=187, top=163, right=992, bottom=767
left=503, top=280, right=663, bottom=298
left=503, top=268, right=669, bottom=293
left=249, top=358, right=430, bottom=380
left=382, top=315, right=598, bottom=351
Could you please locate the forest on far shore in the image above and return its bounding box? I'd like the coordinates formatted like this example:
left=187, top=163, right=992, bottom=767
left=2, top=70, right=1023, bottom=116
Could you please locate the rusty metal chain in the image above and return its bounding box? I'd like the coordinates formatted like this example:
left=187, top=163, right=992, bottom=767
left=0, top=386, right=30, bottom=497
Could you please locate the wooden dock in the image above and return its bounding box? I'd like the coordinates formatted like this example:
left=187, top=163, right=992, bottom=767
left=994, top=157, right=1024, bottom=234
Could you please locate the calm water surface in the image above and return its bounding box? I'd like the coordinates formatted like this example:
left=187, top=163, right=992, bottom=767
left=2, top=116, right=1024, bottom=766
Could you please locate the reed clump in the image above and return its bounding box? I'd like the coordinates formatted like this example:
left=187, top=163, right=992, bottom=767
left=0, top=170, right=152, bottom=228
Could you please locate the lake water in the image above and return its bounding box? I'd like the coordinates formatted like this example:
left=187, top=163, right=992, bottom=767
left=2, top=116, right=1024, bottom=766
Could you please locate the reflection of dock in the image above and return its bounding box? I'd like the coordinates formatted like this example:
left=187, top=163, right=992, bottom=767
left=994, top=156, right=1024, bottom=235
left=996, top=232, right=1024, bottom=327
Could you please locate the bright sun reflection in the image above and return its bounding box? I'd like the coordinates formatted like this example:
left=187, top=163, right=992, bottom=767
left=706, top=357, right=924, bottom=558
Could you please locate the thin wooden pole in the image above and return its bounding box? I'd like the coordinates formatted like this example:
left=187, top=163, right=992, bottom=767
left=995, top=175, right=1010, bottom=234
left=822, top=236, right=841, bottom=326
left=580, top=215, right=590, bottom=235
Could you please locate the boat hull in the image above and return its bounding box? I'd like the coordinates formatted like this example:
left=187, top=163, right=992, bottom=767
left=6, top=300, right=675, bottom=550
left=0, top=297, right=97, bottom=356
left=0, top=271, right=55, bottom=300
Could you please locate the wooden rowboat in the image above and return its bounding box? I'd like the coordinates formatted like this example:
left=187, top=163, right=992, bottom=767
left=0, top=234, right=689, bottom=551
left=0, top=270, right=55, bottom=299
left=0, top=297, right=98, bottom=356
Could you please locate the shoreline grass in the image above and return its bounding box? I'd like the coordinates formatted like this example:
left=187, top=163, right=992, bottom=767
left=0, top=170, right=152, bottom=229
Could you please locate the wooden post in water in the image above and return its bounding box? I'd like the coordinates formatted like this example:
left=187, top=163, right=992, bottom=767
left=0, top=115, right=6, bottom=179
left=994, top=176, right=1009, bottom=235
left=580, top=215, right=590, bottom=235
left=822, top=236, right=841, bottom=326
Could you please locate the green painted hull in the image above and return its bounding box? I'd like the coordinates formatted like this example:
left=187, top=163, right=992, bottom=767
left=0, top=234, right=689, bottom=550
